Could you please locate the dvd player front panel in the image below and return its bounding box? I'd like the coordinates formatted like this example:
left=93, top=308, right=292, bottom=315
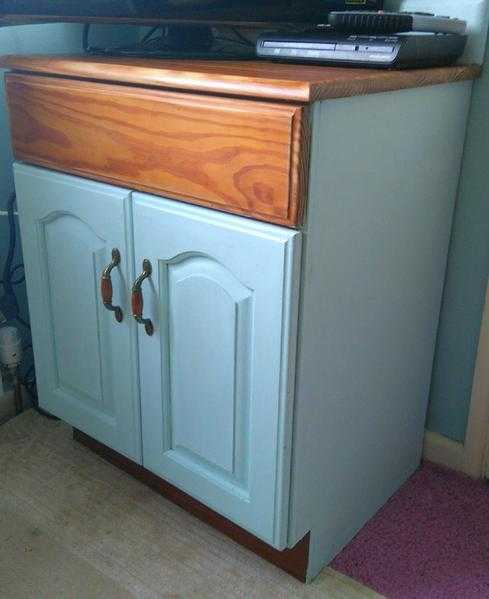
left=260, top=37, right=399, bottom=66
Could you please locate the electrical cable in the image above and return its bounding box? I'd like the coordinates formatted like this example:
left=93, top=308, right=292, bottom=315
left=2, top=192, right=17, bottom=298
left=1, top=194, right=30, bottom=331
left=82, top=22, right=255, bottom=59
left=230, top=27, right=255, bottom=47
left=141, top=26, right=161, bottom=44
left=0, top=264, right=25, bottom=286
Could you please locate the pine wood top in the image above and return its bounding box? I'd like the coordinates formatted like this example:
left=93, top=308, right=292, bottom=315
left=0, top=54, right=480, bottom=104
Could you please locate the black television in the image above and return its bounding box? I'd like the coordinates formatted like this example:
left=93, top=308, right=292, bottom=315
left=1, top=1, right=383, bottom=26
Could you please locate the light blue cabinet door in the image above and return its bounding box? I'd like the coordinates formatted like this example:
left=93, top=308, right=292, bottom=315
left=133, top=193, right=301, bottom=549
left=14, top=164, right=141, bottom=462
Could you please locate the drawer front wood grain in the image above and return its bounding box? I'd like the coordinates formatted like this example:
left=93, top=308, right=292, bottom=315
left=6, top=73, right=309, bottom=227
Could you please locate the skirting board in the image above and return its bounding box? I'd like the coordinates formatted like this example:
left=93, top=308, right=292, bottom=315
left=423, top=430, right=466, bottom=473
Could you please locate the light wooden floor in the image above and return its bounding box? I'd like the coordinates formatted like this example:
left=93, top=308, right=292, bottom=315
left=0, top=411, right=382, bottom=598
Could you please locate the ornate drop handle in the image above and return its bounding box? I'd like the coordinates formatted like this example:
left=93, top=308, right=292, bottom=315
left=100, top=248, right=123, bottom=323
left=132, top=259, right=154, bottom=336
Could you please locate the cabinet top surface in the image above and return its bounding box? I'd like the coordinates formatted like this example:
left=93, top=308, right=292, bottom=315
left=0, top=54, right=480, bottom=104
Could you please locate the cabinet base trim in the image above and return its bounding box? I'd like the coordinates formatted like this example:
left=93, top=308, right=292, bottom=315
left=73, top=428, right=310, bottom=582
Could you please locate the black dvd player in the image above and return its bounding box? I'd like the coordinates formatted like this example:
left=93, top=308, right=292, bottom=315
left=256, top=33, right=467, bottom=69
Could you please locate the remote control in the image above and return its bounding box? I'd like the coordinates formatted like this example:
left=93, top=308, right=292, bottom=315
left=328, top=11, right=467, bottom=35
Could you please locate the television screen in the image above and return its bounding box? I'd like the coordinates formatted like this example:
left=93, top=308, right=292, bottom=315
left=1, top=0, right=383, bottom=25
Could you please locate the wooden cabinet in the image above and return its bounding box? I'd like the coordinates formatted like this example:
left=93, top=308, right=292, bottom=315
left=14, top=164, right=142, bottom=462
left=4, top=55, right=477, bottom=582
left=133, top=193, right=300, bottom=547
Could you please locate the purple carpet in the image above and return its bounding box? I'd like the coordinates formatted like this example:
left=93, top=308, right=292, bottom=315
left=331, top=462, right=489, bottom=599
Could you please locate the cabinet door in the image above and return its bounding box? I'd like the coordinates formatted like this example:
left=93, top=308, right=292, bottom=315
left=133, top=193, right=301, bottom=548
left=14, top=164, right=141, bottom=462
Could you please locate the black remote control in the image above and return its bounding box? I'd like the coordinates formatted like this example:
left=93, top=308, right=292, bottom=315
left=328, top=11, right=466, bottom=35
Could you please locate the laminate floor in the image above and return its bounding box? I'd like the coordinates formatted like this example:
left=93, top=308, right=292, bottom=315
left=0, top=411, right=382, bottom=599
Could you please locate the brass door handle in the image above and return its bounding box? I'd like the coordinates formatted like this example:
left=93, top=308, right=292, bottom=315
left=101, top=248, right=123, bottom=323
left=132, top=259, right=154, bottom=336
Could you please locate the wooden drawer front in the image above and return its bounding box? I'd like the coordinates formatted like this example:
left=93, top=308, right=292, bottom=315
left=6, top=73, right=308, bottom=227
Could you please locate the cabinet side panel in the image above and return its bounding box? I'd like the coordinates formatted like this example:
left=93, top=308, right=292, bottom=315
left=290, top=82, right=472, bottom=579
